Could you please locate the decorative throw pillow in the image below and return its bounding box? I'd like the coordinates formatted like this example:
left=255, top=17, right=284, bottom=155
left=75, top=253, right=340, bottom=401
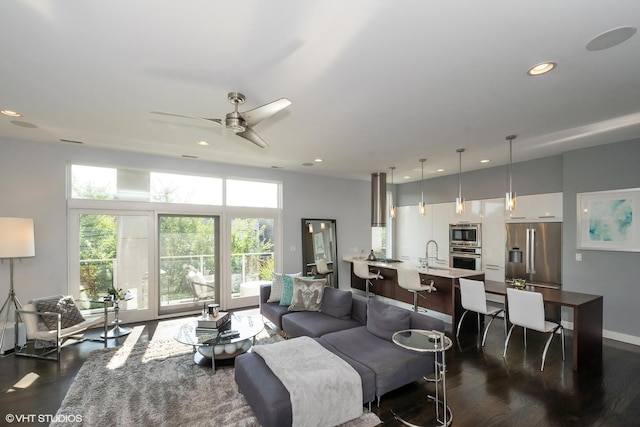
left=276, top=272, right=302, bottom=306
left=268, top=272, right=301, bottom=303
left=366, top=298, right=411, bottom=341
left=37, top=296, right=86, bottom=330
left=288, top=277, right=328, bottom=312
left=321, top=287, right=353, bottom=319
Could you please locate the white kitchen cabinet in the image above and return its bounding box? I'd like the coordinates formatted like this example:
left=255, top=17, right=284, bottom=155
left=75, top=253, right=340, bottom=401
left=432, top=202, right=453, bottom=263
left=506, top=192, right=563, bottom=222
left=481, top=198, right=507, bottom=270
left=450, top=199, right=482, bottom=224
left=482, top=264, right=505, bottom=282
left=396, top=205, right=432, bottom=263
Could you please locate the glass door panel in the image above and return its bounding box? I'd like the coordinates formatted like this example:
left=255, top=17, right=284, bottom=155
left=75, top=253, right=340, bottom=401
left=158, top=215, right=219, bottom=315
left=70, top=212, right=151, bottom=322
left=227, top=217, right=275, bottom=308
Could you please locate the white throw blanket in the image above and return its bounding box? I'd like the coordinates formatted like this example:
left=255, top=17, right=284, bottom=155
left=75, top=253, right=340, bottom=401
left=252, top=336, right=363, bottom=427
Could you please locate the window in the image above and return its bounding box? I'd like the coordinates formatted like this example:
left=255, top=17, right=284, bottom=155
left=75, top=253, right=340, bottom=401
left=226, top=179, right=279, bottom=208
left=68, top=164, right=282, bottom=319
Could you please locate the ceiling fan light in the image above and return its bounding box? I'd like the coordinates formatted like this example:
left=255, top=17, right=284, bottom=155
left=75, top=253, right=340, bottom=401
left=226, top=117, right=245, bottom=132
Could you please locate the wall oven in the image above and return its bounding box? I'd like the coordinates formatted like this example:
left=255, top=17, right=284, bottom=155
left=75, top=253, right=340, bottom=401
left=449, top=246, right=482, bottom=271
left=449, top=223, right=481, bottom=247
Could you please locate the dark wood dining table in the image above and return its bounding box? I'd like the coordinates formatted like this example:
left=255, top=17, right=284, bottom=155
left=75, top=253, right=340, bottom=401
left=455, top=280, right=603, bottom=372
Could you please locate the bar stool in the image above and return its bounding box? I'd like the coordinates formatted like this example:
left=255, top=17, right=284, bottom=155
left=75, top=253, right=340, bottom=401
left=315, top=259, right=334, bottom=288
left=396, top=268, right=435, bottom=312
left=353, top=261, right=382, bottom=297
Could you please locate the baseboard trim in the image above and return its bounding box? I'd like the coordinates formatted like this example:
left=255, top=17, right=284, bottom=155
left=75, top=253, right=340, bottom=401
left=561, top=320, right=640, bottom=347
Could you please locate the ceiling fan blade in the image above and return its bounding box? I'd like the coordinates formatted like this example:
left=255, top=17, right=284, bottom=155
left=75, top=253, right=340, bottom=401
left=150, top=111, right=222, bottom=125
left=240, top=98, right=291, bottom=128
left=236, top=127, right=269, bottom=148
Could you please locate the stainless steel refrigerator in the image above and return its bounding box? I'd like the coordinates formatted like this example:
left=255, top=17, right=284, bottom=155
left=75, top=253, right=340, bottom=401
left=505, top=222, right=562, bottom=287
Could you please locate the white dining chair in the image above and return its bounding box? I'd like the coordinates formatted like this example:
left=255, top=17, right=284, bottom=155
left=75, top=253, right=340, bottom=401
left=396, top=268, right=436, bottom=312
left=456, top=278, right=506, bottom=346
left=503, top=287, right=565, bottom=371
left=315, top=259, right=334, bottom=288
left=353, top=261, right=382, bottom=297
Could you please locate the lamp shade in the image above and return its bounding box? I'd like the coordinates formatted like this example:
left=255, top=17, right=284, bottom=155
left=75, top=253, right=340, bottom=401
left=0, top=217, right=35, bottom=258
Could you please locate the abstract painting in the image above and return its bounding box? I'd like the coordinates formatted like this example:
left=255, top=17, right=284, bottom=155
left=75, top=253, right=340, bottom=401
left=578, top=188, right=639, bottom=251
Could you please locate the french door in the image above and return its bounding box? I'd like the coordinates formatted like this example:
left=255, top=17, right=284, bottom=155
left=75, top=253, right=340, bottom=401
left=158, top=214, right=220, bottom=316
left=68, top=209, right=154, bottom=323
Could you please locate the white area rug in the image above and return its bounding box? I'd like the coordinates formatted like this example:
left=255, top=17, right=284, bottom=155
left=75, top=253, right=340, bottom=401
left=52, top=327, right=381, bottom=427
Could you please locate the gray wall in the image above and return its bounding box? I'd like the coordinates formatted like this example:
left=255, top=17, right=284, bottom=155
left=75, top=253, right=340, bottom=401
left=396, top=139, right=640, bottom=342
left=0, top=138, right=370, bottom=306
left=562, top=138, right=640, bottom=339
left=397, top=155, right=564, bottom=206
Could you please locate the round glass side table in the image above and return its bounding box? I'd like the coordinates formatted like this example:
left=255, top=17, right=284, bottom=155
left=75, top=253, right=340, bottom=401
left=392, top=329, right=453, bottom=427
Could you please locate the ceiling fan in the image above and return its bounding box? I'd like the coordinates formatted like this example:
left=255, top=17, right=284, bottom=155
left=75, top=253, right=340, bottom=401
left=151, top=92, right=291, bottom=148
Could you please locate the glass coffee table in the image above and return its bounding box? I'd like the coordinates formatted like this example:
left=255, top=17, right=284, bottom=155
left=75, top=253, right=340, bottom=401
left=174, top=313, right=263, bottom=369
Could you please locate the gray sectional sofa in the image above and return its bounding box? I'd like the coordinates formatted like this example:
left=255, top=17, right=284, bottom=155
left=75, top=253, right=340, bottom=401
left=234, top=284, right=446, bottom=427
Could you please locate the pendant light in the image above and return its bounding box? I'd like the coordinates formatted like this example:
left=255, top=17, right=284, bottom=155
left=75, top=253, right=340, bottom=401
left=505, top=135, right=517, bottom=211
left=419, top=158, right=427, bottom=216
left=389, top=166, right=397, bottom=219
left=455, top=148, right=465, bottom=214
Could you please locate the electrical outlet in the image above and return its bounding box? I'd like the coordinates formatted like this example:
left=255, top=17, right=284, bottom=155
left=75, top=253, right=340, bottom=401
left=575, top=253, right=582, bottom=261
left=290, top=245, right=296, bottom=252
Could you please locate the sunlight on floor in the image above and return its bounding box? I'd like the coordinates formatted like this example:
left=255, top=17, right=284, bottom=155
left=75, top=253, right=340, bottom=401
left=6, top=371, right=39, bottom=392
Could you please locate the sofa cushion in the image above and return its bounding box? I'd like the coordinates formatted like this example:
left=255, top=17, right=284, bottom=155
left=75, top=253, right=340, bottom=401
left=36, top=296, right=85, bottom=330
left=282, top=311, right=362, bottom=338
left=321, top=325, right=435, bottom=398
left=288, top=277, right=327, bottom=312
left=321, top=287, right=353, bottom=320
left=366, top=298, right=411, bottom=341
left=269, top=272, right=301, bottom=303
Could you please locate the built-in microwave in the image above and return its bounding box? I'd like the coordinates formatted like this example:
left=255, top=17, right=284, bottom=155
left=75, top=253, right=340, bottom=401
left=449, top=223, right=481, bottom=247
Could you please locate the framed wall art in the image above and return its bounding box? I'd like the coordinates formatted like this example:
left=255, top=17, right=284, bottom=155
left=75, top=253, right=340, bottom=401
left=577, top=188, right=638, bottom=251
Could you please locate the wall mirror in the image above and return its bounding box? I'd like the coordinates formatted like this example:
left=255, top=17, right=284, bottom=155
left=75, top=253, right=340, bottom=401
left=301, top=218, right=337, bottom=285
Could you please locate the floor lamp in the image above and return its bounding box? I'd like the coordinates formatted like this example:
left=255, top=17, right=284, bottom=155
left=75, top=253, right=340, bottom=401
left=0, top=218, right=35, bottom=352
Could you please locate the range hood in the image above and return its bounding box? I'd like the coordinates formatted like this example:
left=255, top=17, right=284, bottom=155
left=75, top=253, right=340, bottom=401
left=371, top=172, right=387, bottom=227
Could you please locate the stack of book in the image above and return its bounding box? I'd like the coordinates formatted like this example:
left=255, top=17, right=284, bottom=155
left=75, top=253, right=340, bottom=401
left=196, top=311, right=231, bottom=334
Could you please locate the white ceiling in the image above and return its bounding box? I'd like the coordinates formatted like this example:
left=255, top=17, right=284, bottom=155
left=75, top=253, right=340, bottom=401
left=2, top=1, right=639, bottom=182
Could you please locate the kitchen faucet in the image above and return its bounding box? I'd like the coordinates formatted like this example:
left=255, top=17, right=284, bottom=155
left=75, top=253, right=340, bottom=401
left=425, top=240, right=439, bottom=268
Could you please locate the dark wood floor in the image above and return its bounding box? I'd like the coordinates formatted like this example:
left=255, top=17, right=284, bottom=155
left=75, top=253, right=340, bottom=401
left=1, top=315, right=639, bottom=426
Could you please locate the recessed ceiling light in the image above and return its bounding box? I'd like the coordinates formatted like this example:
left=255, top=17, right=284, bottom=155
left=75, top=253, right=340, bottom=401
left=1, top=110, right=21, bottom=117
left=436, top=168, right=445, bottom=172
left=314, top=158, right=323, bottom=163
left=480, top=159, right=491, bottom=164
left=302, top=162, right=314, bottom=167
left=586, top=26, right=637, bottom=51
left=196, top=140, right=209, bottom=146
left=527, top=62, right=557, bottom=76
left=404, top=175, right=411, bottom=179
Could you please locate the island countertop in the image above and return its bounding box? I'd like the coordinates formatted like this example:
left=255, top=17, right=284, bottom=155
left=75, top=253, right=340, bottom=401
left=342, top=255, right=483, bottom=279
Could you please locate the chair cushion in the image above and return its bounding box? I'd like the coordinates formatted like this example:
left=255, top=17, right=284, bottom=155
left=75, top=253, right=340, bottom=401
left=36, top=296, right=86, bottom=330
left=288, top=277, right=327, bottom=312
left=321, top=287, right=353, bottom=320
left=366, top=298, right=411, bottom=341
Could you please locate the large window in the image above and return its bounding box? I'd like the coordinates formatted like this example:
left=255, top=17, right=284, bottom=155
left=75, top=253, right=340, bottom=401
left=68, top=164, right=281, bottom=320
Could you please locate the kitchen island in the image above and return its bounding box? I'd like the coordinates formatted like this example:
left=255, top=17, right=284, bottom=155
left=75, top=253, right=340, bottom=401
left=343, top=256, right=484, bottom=331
